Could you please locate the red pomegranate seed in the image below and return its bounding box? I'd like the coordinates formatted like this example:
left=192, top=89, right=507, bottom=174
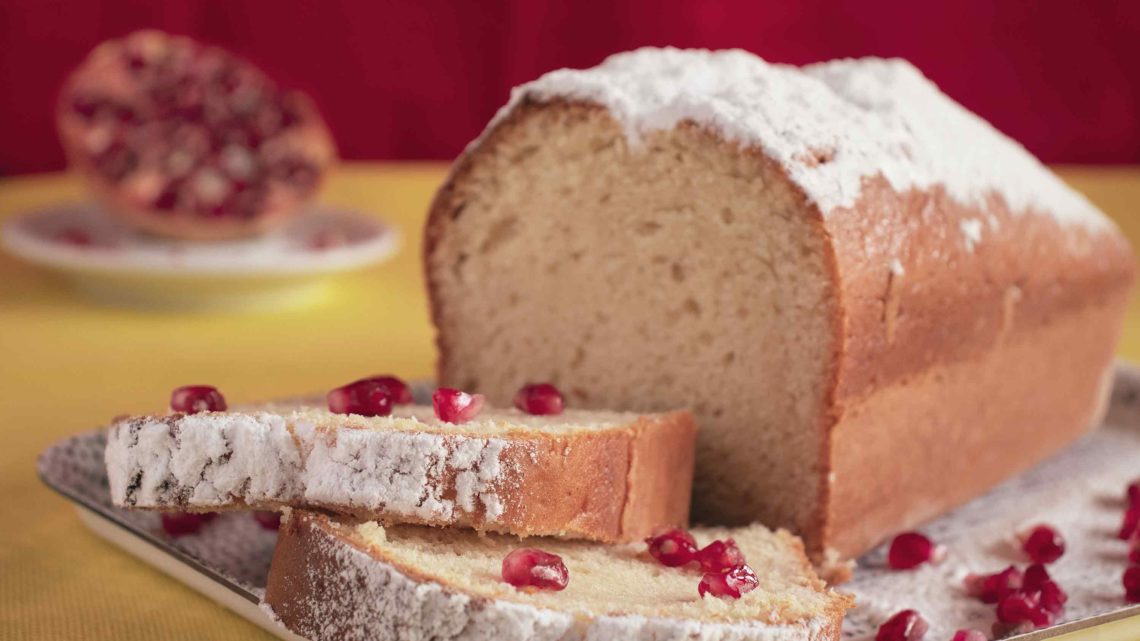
left=253, top=511, right=281, bottom=530
left=1124, top=566, right=1140, bottom=603
left=887, top=531, right=944, bottom=570
left=513, top=383, right=565, bottom=416
left=501, top=548, right=568, bottom=591
left=1121, top=506, right=1140, bottom=540
left=964, top=566, right=1023, bottom=604
left=1038, top=579, right=1068, bottom=615
left=696, top=538, right=747, bottom=573
left=327, top=379, right=393, bottom=417
left=875, top=609, right=929, bottom=641
left=1130, top=535, right=1140, bottom=564
left=351, top=375, right=413, bottom=405
left=949, top=630, right=986, bottom=641
left=996, top=591, right=1051, bottom=627
left=1020, top=524, right=1065, bottom=564
left=160, top=511, right=217, bottom=537
left=646, top=527, right=699, bottom=567
left=433, top=388, right=485, bottom=423
left=170, top=385, right=227, bottom=413
left=698, top=564, right=759, bottom=600
left=1022, top=563, right=1051, bottom=593
left=1128, top=480, right=1140, bottom=508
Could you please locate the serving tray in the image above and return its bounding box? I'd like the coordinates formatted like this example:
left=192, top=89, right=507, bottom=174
left=37, top=368, right=1140, bottom=641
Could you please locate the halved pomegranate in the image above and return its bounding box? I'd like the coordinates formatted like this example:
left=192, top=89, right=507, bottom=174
left=57, top=30, right=335, bottom=240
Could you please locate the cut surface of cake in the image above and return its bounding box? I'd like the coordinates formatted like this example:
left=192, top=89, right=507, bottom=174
left=105, top=399, right=696, bottom=542
left=263, top=510, right=852, bottom=641
left=424, top=48, right=1135, bottom=559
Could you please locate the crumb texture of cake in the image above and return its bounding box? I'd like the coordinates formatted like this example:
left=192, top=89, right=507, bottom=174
left=262, top=510, right=852, bottom=641
left=103, top=401, right=697, bottom=542
left=424, top=48, right=1136, bottom=559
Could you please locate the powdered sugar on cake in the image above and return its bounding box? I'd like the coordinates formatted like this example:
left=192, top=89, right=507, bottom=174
left=490, top=48, right=1110, bottom=231
left=105, top=410, right=515, bottom=524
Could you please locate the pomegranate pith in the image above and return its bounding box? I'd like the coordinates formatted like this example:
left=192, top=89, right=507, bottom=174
left=513, top=383, right=565, bottom=416
left=697, top=564, right=758, bottom=600
left=887, top=531, right=943, bottom=570
left=170, top=385, right=227, bottom=413
left=1020, top=524, right=1065, bottom=564
left=160, top=511, right=217, bottom=537
left=501, top=548, right=568, bottom=591
left=645, top=527, right=698, bottom=567
left=875, top=609, right=928, bottom=641
left=432, top=388, right=485, bottom=424
left=327, top=379, right=393, bottom=417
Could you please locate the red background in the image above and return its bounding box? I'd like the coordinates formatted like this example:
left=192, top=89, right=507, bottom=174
left=2, top=0, right=1139, bottom=175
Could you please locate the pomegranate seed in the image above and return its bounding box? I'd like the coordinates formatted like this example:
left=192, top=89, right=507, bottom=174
left=964, top=566, right=1023, bottom=604
left=1124, top=566, right=1140, bottom=602
left=352, top=375, right=413, bottom=405
left=1022, top=563, right=1051, bottom=593
left=1020, top=524, right=1065, bottom=564
left=697, top=564, right=759, bottom=600
left=160, top=511, right=216, bottom=537
left=949, top=630, right=986, bottom=641
left=170, top=385, right=227, bottom=413
left=695, top=538, right=747, bottom=573
left=1038, top=579, right=1068, bottom=615
left=875, top=609, right=929, bottom=641
left=253, top=511, right=281, bottom=530
left=887, top=531, right=944, bottom=570
left=1121, top=506, right=1140, bottom=540
left=327, top=379, right=393, bottom=417
left=513, top=383, right=565, bottom=416
left=645, top=527, right=698, bottom=567
left=501, top=548, right=568, bottom=591
left=996, top=591, right=1051, bottom=627
left=1128, top=479, right=1140, bottom=507
left=1130, top=535, right=1140, bottom=564
left=432, top=388, right=485, bottom=424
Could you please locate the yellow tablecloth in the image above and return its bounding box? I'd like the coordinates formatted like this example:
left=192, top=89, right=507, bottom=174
left=1, top=163, right=1138, bottom=640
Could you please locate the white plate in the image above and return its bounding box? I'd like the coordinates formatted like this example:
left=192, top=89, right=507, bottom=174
left=1, top=202, right=400, bottom=311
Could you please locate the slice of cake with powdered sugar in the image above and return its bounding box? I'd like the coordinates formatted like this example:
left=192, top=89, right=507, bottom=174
left=104, top=382, right=696, bottom=543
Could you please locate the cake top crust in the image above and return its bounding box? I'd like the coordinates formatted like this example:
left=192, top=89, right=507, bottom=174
left=488, top=47, right=1110, bottom=230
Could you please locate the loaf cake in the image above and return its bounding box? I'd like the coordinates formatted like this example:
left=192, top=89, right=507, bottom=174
left=424, top=48, right=1136, bottom=559
left=105, top=399, right=696, bottom=542
left=263, top=510, right=852, bottom=641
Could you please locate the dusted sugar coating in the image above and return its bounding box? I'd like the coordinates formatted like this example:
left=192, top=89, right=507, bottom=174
left=490, top=48, right=1109, bottom=231
left=104, top=400, right=697, bottom=542
left=262, top=510, right=852, bottom=641
left=425, top=48, right=1135, bottom=561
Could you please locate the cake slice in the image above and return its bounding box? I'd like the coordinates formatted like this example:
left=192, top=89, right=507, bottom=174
left=263, top=510, right=852, bottom=641
left=105, top=399, right=696, bottom=542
